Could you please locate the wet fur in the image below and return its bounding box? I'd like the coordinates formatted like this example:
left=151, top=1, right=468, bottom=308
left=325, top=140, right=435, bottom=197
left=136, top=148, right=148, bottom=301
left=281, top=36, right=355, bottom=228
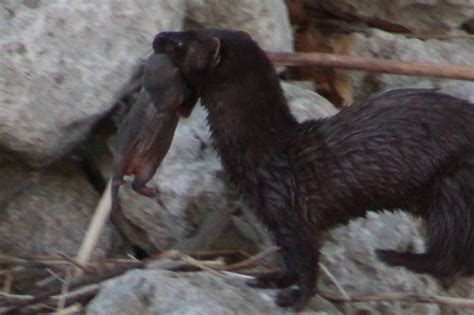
left=153, top=30, right=474, bottom=310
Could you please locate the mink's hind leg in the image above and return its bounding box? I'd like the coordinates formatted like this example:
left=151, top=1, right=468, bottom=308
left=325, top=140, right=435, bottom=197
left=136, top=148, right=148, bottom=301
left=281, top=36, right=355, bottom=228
left=377, top=155, right=474, bottom=277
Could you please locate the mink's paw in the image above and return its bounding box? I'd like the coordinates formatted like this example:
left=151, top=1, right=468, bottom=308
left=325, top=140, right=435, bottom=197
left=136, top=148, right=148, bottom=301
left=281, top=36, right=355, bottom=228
left=275, top=287, right=312, bottom=311
left=246, top=271, right=297, bottom=289
left=275, top=288, right=300, bottom=307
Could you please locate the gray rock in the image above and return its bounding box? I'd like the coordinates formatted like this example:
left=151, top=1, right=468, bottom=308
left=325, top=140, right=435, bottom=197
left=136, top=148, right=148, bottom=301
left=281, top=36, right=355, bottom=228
left=86, top=269, right=341, bottom=314
left=185, top=0, right=293, bottom=53
left=0, top=0, right=184, bottom=166
left=348, top=29, right=474, bottom=103
left=0, top=160, right=121, bottom=257
left=115, top=83, right=337, bottom=253
left=321, top=211, right=443, bottom=314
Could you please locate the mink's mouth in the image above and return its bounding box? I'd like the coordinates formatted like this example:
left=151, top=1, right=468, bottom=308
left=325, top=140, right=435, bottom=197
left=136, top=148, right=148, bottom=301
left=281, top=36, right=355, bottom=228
left=177, top=104, right=193, bottom=118
left=153, top=32, right=181, bottom=55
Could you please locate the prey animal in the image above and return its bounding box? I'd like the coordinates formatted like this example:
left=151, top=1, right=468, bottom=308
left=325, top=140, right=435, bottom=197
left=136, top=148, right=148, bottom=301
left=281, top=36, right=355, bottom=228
left=112, top=53, right=197, bottom=210
left=152, top=29, right=474, bottom=310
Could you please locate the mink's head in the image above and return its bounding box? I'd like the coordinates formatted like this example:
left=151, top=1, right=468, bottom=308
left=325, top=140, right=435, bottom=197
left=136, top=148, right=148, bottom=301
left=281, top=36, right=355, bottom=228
left=153, top=31, right=222, bottom=87
left=152, top=30, right=261, bottom=87
left=153, top=30, right=283, bottom=117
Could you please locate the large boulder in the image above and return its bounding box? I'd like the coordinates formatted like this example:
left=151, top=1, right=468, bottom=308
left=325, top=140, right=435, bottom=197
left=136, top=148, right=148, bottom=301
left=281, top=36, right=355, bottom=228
left=0, top=160, right=122, bottom=257
left=0, top=0, right=184, bottom=166
left=320, top=211, right=442, bottom=314
left=306, top=0, right=474, bottom=35
left=185, top=0, right=294, bottom=53
left=86, top=269, right=340, bottom=314
left=348, top=29, right=474, bottom=102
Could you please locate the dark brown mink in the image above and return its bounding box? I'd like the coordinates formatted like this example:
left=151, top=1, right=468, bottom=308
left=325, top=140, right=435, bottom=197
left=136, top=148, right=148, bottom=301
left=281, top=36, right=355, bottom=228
left=112, top=53, right=198, bottom=211
left=153, top=29, right=474, bottom=310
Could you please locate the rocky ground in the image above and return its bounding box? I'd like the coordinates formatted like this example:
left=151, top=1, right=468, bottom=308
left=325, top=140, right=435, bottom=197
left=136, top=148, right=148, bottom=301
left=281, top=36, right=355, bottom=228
left=1, top=0, right=474, bottom=314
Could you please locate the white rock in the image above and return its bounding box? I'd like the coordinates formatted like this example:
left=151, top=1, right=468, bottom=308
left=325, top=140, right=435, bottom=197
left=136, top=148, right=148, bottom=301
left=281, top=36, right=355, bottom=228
left=185, top=0, right=293, bottom=52
left=321, top=211, right=443, bottom=314
left=86, top=269, right=340, bottom=314
left=0, top=160, right=121, bottom=257
left=0, top=0, right=184, bottom=166
left=348, top=29, right=474, bottom=103
left=307, top=0, right=474, bottom=34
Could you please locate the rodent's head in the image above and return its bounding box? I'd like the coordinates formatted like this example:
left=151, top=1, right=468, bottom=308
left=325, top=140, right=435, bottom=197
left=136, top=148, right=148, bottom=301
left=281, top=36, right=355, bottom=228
left=142, top=53, right=198, bottom=117
left=153, top=31, right=221, bottom=88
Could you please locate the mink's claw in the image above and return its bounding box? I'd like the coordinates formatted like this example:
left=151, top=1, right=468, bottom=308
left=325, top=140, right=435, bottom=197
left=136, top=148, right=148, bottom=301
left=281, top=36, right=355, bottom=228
left=246, top=271, right=298, bottom=289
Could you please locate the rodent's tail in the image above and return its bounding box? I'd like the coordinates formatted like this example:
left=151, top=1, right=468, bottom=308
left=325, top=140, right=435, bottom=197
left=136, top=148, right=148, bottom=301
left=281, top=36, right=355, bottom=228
left=111, top=176, right=121, bottom=213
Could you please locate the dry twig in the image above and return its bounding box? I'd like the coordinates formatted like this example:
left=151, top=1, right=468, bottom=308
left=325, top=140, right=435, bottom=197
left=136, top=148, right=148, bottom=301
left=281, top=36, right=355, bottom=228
left=267, top=51, right=474, bottom=81
left=219, top=246, right=280, bottom=271
left=76, top=180, right=113, bottom=274
left=56, top=268, right=72, bottom=312
left=318, top=262, right=350, bottom=300
left=320, top=291, right=474, bottom=308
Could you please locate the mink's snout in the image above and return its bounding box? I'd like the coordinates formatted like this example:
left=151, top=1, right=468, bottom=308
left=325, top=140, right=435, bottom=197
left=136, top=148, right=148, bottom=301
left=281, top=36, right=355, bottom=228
left=153, top=32, right=173, bottom=52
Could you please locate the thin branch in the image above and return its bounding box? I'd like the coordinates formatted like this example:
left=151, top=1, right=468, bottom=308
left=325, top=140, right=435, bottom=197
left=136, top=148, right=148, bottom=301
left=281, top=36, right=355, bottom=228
left=402, top=33, right=474, bottom=40
left=318, top=262, right=350, bottom=300
left=179, top=255, right=223, bottom=276
left=0, top=291, right=34, bottom=300
left=320, top=291, right=474, bottom=308
left=2, top=270, right=13, bottom=293
left=267, top=51, right=474, bottom=81
left=219, top=246, right=280, bottom=271
left=56, top=268, right=72, bottom=311
left=56, top=253, right=92, bottom=273
left=76, top=179, right=113, bottom=275
left=50, top=304, right=82, bottom=315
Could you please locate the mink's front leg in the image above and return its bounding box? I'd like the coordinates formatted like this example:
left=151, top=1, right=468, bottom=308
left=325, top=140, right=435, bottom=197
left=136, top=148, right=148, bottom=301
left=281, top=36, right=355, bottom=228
left=248, top=221, right=319, bottom=310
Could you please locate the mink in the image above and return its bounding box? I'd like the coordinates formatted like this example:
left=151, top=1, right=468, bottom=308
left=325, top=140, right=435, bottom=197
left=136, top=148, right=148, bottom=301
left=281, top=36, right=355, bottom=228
left=111, top=53, right=197, bottom=211
left=153, top=30, right=474, bottom=310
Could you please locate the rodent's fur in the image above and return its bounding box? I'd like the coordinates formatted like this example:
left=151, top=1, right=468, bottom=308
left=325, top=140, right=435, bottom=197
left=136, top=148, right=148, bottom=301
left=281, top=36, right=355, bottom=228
left=112, top=54, right=197, bottom=212
left=153, top=30, right=474, bottom=310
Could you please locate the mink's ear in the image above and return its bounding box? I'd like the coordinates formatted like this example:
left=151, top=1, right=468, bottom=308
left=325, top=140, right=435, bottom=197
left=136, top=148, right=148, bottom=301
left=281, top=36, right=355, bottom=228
left=210, top=37, right=221, bottom=67
left=237, top=31, right=252, bottom=40
left=193, top=37, right=221, bottom=70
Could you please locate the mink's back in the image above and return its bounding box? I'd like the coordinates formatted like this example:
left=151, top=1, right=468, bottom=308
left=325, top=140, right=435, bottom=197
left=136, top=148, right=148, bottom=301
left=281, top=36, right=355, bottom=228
left=290, top=89, right=474, bottom=226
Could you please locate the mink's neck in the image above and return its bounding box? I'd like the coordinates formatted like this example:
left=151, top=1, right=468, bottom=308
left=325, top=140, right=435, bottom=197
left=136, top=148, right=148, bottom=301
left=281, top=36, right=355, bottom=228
left=200, top=63, right=297, bottom=189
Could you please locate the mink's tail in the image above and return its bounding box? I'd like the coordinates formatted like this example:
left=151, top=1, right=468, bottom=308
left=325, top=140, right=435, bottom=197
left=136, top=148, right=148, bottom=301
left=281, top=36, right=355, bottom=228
left=377, top=150, right=474, bottom=277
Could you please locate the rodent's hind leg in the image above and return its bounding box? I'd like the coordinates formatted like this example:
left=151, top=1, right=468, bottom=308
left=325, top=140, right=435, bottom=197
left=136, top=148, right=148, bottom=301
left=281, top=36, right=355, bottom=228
left=131, top=163, right=159, bottom=197
left=113, top=176, right=126, bottom=187
left=131, top=175, right=159, bottom=197
left=132, top=183, right=159, bottom=197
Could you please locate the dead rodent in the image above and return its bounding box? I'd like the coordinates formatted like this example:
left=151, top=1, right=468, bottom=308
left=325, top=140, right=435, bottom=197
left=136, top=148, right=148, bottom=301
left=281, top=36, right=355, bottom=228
left=112, top=53, right=197, bottom=210
left=153, top=30, right=474, bottom=310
